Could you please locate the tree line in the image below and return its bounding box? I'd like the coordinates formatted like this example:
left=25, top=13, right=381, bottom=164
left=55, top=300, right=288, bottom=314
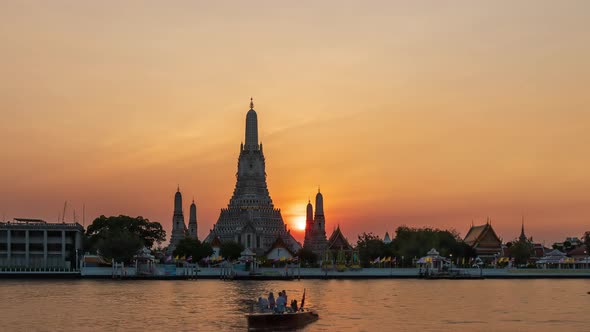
left=82, top=215, right=590, bottom=266
left=355, top=226, right=477, bottom=267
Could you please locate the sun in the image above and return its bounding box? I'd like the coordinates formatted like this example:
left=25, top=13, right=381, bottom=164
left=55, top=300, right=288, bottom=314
left=294, top=216, right=307, bottom=231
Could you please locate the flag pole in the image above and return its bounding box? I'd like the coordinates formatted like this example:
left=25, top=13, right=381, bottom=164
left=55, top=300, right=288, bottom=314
left=300, top=288, right=306, bottom=311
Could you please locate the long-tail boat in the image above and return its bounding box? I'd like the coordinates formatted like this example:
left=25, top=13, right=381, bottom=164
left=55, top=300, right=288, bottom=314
left=246, top=289, right=318, bottom=331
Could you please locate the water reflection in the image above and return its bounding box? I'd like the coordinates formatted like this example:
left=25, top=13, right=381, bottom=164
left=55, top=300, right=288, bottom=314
left=0, top=279, right=588, bottom=331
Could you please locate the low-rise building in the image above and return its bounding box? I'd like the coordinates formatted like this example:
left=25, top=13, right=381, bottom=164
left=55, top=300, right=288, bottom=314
left=0, top=218, right=84, bottom=269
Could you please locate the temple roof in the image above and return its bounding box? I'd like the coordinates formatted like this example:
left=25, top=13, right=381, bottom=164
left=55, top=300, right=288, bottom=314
left=464, top=223, right=501, bottom=247
left=210, top=235, right=222, bottom=247
left=383, top=232, right=392, bottom=244
left=265, top=236, right=296, bottom=256
left=328, top=226, right=352, bottom=250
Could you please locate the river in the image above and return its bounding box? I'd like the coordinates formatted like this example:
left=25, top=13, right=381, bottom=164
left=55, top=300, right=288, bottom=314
left=0, top=279, right=588, bottom=331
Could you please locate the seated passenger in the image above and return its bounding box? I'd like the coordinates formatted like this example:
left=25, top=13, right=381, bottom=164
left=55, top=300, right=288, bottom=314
left=258, top=297, right=269, bottom=310
left=268, top=292, right=275, bottom=310
left=290, top=299, right=298, bottom=312
left=275, top=292, right=286, bottom=313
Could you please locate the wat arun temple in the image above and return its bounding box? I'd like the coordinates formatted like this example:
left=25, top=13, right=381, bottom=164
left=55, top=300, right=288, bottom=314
left=202, top=99, right=305, bottom=255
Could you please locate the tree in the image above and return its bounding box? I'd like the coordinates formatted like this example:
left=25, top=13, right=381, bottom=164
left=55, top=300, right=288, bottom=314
left=584, top=231, right=590, bottom=253
left=173, top=238, right=213, bottom=262
left=297, top=248, right=318, bottom=266
left=510, top=240, right=534, bottom=265
left=220, top=241, right=244, bottom=261
left=356, top=232, right=391, bottom=267
left=86, top=215, right=166, bottom=250
left=96, top=229, right=143, bottom=263
left=388, top=226, right=476, bottom=266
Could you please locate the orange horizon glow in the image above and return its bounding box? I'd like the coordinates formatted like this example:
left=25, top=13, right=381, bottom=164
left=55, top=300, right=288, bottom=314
left=1, top=2, right=589, bottom=245
left=293, top=216, right=307, bottom=232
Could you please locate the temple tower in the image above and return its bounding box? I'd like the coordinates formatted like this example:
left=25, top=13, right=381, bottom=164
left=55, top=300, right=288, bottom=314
left=204, top=99, right=301, bottom=255
left=168, top=186, right=187, bottom=252
left=303, top=199, right=314, bottom=249
left=314, top=189, right=325, bottom=232
left=519, top=217, right=527, bottom=242
left=306, top=199, right=314, bottom=227
left=245, top=98, right=259, bottom=150
left=303, top=189, right=328, bottom=257
left=188, top=199, right=198, bottom=240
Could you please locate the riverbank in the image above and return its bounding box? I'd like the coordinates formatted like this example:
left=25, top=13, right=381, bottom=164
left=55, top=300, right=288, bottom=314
left=2, top=267, right=590, bottom=279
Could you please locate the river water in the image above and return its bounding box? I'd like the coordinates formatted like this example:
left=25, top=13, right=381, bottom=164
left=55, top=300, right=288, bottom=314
left=0, top=279, right=588, bottom=331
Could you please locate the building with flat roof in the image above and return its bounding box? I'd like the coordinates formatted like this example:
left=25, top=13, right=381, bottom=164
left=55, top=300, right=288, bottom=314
left=0, top=218, right=84, bottom=269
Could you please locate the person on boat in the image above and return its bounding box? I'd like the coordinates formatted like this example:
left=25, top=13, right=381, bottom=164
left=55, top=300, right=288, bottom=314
left=290, top=299, right=298, bottom=312
left=282, top=290, right=288, bottom=303
left=268, top=292, right=275, bottom=310
left=258, top=296, right=269, bottom=310
left=275, top=292, right=286, bottom=313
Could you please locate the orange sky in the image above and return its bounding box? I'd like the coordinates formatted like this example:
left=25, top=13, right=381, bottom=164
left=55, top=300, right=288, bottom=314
left=1, top=1, right=589, bottom=245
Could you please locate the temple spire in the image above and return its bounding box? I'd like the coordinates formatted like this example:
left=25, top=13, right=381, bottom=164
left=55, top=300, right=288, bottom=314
left=315, top=188, right=324, bottom=217
left=306, top=199, right=313, bottom=222
left=188, top=199, right=198, bottom=240
left=519, top=216, right=527, bottom=242
left=174, top=186, right=182, bottom=213
left=245, top=98, right=259, bottom=149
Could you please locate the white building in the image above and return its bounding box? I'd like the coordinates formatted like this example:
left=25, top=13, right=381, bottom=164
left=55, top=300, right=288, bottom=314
left=0, top=218, right=84, bottom=269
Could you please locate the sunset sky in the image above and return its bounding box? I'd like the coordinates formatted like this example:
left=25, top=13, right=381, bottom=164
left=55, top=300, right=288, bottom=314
left=1, top=1, right=589, bottom=245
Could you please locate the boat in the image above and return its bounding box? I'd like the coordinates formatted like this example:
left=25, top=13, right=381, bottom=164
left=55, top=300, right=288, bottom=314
left=246, top=309, right=319, bottom=331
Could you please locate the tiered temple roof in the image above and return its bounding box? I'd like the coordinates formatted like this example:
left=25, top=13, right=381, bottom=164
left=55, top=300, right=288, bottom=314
left=328, top=225, right=352, bottom=251
left=464, top=222, right=502, bottom=259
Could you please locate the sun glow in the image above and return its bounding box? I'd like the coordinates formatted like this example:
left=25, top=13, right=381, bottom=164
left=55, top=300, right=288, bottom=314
left=294, top=216, right=307, bottom=231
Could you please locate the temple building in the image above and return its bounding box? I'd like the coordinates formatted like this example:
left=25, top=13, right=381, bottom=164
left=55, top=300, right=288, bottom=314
left=204, top=99, right=301, bottom=255
left=303, top=190, right=328, bottom=257
left=188, top=199, right=198, bottom=240
left=321, top=225, right=357, bottom=270
left=265, top=237, right=296, bottom=261
left=327, top=225, right=353, bottom=252
left=168, top=187, right=188, bottom=253
left=464, top=220, right=502, bottom=261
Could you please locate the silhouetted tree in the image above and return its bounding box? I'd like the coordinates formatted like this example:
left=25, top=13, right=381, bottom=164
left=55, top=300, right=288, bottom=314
left=220, top=241, right=244, bottom=261
left=510, top=240, right=534, bottom=265
left=584, top=231, right=590, bottom=253
left=356, top=232, right=391, bottom=266
left=297, top=248, right=318, bottom=266
left=96, top=229, right=143, bottom=263
left=86, top=215, right=166, bottom=251
left=389, top=226, right=476, bottom=266
left=173, top=238, right=213, bottom=262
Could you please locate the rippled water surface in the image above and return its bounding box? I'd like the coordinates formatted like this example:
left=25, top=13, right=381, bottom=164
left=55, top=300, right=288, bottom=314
left=0, top=279, right=588, bottom=331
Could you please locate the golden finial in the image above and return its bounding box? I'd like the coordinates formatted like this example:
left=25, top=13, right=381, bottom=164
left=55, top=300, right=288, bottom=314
left=250, top=97, right=254, bottom=109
